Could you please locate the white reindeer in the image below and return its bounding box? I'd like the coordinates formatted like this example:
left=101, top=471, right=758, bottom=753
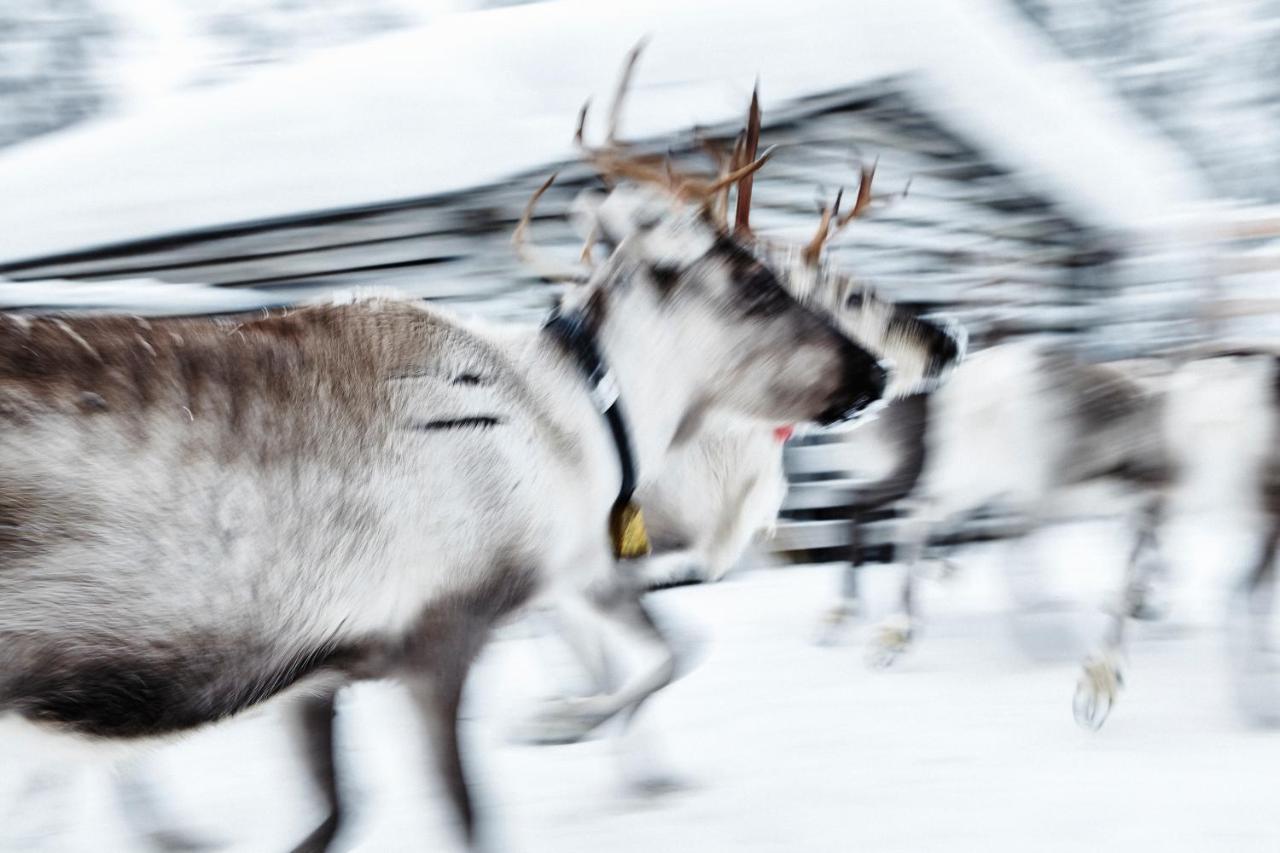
left=629, top=423, right=792, bottom=586
left=812, top=339, right=1169, bottom=670
left=517, top=143, right=966, bottom=597
left=809, top=336, right=1280, bottom=730
left=1074, top=348, right=1280, bottom=729
left=506, top=110, right=966, bottom=748
left=515, top=288, right=963, bottom=747
left=609, top=131, right=967, bottom=595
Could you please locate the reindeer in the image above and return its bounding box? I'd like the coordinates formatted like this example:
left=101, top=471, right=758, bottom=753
left=0, top=55, right=891, bottom=853
left=809, top=335, right=1280, bottom=731
left=619, top=172, right=966, bottom=584
left=518, top=82, right=964, bottom=593
left=1076, top=347, right=1280, bottom=729
left=504, top=50, right=799, bottom=598
left=505, top=74, right=964, bottom=747
left=808, top=339, right=1170, bottom=678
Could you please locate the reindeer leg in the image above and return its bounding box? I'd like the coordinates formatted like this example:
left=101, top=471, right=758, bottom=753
left=8, top=762, right=107, bottom=851
left=545, top=602, right=619, bottom=695
left=815, top=562, right=863, bottom=647
left=1074, top=495, right=1165, bottom=730
left=634, top=548, right=706, bottom=589
left=867, top=502, right=933, bottom=669
left=864, top=560, right=920, bottom=669
left=287, top=689, right=343, bottom=853
left=114, top=758, right=220, bottom=852
left=815, top=520, right=865, bottom=647
left=1230, top=514, right=1280, bottom=726
left=517, top=575, right=677, bottom=747
left=400, top=591, right=513, bottom=853
left=597, top=590, right=688, bottom=796
left=1243, top=518, right=1279, bottom=637
left=404, top=667, right=478, bottom=849
left=1125, top=510, right=1170, bottom=623
left=115, top=689, right=344, bottom=853
left=508, top=602, right=620, bottom=745
left=998, top=514, right=1084, bottom=664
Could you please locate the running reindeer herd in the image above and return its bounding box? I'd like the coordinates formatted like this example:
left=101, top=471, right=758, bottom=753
left=1, top=44, right=1277, bottom=853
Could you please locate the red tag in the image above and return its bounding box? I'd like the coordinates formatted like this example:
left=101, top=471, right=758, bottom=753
left=773, top=425, right=795, bottom=443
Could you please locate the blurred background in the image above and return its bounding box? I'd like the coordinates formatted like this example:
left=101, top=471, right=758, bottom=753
left=2, top=1, right=1279, bottom=851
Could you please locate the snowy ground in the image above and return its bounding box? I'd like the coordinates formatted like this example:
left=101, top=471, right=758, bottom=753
left=4, top=517, right=1279, bottom=853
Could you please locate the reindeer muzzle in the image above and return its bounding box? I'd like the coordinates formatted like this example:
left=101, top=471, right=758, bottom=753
left=816, top=343, right=888, bottom=426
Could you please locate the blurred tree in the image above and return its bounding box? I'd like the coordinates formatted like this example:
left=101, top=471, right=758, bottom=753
left=1016, top=0, right=1280, bottom=203
left=0, top=0, right=497, bottom=150
left=184, top=0, right=424, bottom=81
left=0, top=0, right=112, bottom=150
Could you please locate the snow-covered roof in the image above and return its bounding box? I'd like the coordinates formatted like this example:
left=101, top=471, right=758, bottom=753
left=0, top=277, right=293, bottom=315
left=0, top=0, right=1208, bottom=264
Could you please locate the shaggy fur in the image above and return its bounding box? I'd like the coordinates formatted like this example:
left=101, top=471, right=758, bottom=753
left=0, top=185, right=888, bottom=850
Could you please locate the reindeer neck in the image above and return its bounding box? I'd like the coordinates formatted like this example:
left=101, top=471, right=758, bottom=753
left=558, top=282, right=699, bottom=491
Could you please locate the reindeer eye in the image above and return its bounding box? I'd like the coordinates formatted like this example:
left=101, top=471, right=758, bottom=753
left=635, top=210, right=664, bottom=231
left=739, top=266, right=791, bottom=316
left=649, top=264, right=681, bottom=296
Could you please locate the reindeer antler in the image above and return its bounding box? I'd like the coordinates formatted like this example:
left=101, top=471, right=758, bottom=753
left=576, top=41, right=775, bottom=214
left=606, top=36, right=648, bottom=146
left=511, top=171, right=591, bottom=284
left=515, top=43, right=779, bottom=281
left=696, top=131, right=732, bottom=225
left=802, top=188, right=844, bottom=266
left=799, top=158, right=905, bottom=267
left=687, top=85, right=764, bottom=238
left=734, top=84, right=762, bottom=237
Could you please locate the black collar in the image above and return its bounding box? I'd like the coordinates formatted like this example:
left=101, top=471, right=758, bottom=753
left=544, top=306, right=638, bottom=512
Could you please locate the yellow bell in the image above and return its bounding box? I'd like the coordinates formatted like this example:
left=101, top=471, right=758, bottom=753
left=610, top=501, right=651, bottom=559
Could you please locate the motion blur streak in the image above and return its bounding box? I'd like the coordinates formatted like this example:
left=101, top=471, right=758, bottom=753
left=2, top=2, right=1279, bottom=852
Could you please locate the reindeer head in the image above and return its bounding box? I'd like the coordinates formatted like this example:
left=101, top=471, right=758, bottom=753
left=516, top=43, right=888, bottom=428
left=777, top=248, right=967, bottom=398
left=557, top=44, right=964, bottom=403
left=570, top=183, right=889, bottom=427
left=726, top=157, right=967, bottom=400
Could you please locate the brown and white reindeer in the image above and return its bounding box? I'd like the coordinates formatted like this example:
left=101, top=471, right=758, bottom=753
left=514, top=76, right=965, bottom=594
left=504, top=50, right=799, bottom=598
left=0, top=60, right=891, bottom=853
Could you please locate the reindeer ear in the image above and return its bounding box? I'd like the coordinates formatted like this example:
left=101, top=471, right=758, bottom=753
left=570, top=189, right=619, bottom=249
left=575, top=186, right=667, bottom=250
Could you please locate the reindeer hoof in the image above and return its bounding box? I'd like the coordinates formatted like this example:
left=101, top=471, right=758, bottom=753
left=813, top=605, right=857, bottom=647
left=1073, top=654, right=1123, bottom=730
left=1127, top=598, right=1168, bottom=622
left=509, top=698, right=613, bottom=746
left=920, top=558, right=960, bottom=581
left=626, top=772, right=689, bottom=798
left=137, top=832, right=223, bottom=853
left=866, top=620, right=913, bottom=669
left=289, top=813, right=340, bottom=853
left=1229, top=638, right=1280, bottom=728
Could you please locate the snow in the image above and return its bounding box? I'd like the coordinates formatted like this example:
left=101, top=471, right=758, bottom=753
left=92, top=0, right=470, bottom=113
left=94, top=0, right=217, bottom=112
left=5, top=519, right=1279, bottom=853
left=0, top=277, right=292, bottom=315
left=0, top=0, right=1207, bottom=265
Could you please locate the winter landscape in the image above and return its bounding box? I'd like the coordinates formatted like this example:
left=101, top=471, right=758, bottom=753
left=1, top=2, right=1279, bottom=852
